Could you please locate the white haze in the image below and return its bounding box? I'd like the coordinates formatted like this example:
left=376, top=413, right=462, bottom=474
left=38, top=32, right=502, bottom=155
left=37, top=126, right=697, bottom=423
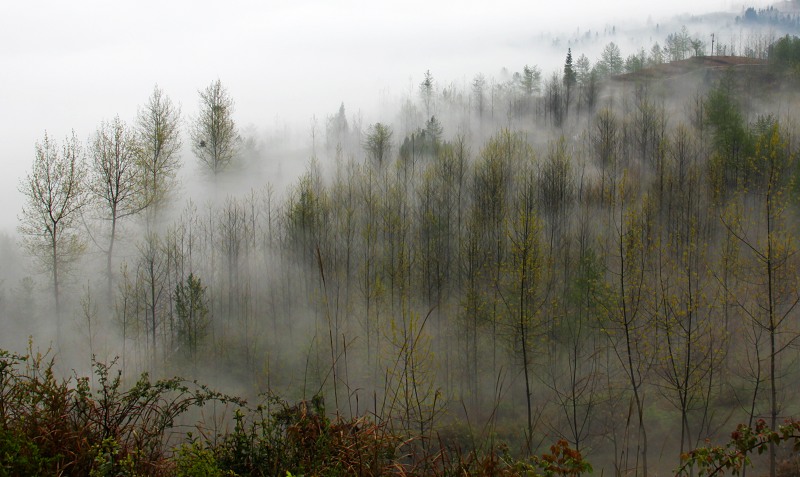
left=0, top=0, right=774, bottom=235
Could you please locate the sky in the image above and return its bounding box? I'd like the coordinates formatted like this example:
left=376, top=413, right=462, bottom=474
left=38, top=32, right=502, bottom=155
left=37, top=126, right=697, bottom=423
left=0, top=0, right=773, bottom=234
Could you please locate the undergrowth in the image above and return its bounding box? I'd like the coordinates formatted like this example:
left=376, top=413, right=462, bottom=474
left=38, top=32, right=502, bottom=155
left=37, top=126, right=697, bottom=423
left=0, top=345, right=597, bottom=476
left=0, top=346, right=241, bottom=476
left=21, top=344, right=800, bottom=476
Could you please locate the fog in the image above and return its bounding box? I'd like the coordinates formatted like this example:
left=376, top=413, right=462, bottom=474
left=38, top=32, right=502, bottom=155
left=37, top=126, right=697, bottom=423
left=2, top=1, right=798, bottom=473
left=0, top=0, right=769, bottom=234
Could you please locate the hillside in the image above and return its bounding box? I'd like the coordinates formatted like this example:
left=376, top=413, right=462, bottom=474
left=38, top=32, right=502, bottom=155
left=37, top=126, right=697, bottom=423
left=615, top=55, right=770, bottom=82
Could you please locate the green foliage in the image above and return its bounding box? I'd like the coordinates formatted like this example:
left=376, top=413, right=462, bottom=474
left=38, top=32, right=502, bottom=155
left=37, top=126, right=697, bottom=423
left=522, top=64, right=542, bottom=96
left=596, top=42, right=623, bottom=77
left=680, top=420, right=800, bottom=476
left=564, top=49, right=577, bottom=88
left=705, top=74, right=753, bottom=193
left=0, top=425, right=49, bottom=477
left=174, top=441, right=234, bottom=477
left=16, top=24, right=800, bottom=477
left=625, top=50, right=646, bottom=73
left=364, top=123, right=393, bottom=167
left=399, top=116, right=443, bottom=161
left=749, top=117, right=795, bottom=192
left=3, top=338, right=597, bottom=477
left=190, top=79, right=239, bottom=175
left=136, top=85, right=182, bottom=210
left=770, top=35, right=800, bottom=71
left=666, top=26, right=693, bottom=61
left=285, top=162, right=330, bottom=262
left=88, top=437, right=141, bottom=477
left=174, top=272, right=210, bottom=361
left=206, top=394, right=400, bottom=477
left=0, top=345, right=241, bottom=476
left=209, top=403, right=289, bottom=476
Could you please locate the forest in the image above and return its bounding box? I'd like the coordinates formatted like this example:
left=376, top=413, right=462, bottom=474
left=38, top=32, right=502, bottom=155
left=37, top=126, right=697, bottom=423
left=4, top=17, right=800, bottom=477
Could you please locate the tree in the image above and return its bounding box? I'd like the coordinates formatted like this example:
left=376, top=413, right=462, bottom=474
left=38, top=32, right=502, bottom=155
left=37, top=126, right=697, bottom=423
left=364, top=123, right=393, bottom=167
left=538, top=137, right=575, bottom=248
left=564, top=49, right=577, bottom=89
left=564, top=49, right=577, bottom=119
left=472, top=73, right=487, bottom=118
left=667, top=27, right=692, bottom=61
left=136, top=85, right=182, bottom=214
left=769, top=34, right=800, bottom=70
left=705, top=74, right=753, bottom=193
left=89, top=116, right=147, bottom=301
left=545, top=234, right=603, bottom=456
left=174, top=273, right=209, bottom=365
left=424, top=116, right=443, bottom=154
left=649, top=42, right=665, bottom=66
left=470, top=130, right=530, bottom=380
left=653, top=127, right=725, bottom=464
left=625, top=49, right=647, bottom=73
left=191, top=79, right=239, bottom=176
left=521, top=64, right=542, bottom=97
left=598, top=42, right=624, bottom=77
left=596, top=174, right=655, bottom=477
left=690, top=38, right=706, bottom=57
left=630, top=84, right=668, bottom=182
left=575, top=54, right=592, bottom=87
left=18, top=132, right=87, bottom=346
left=544, top=72, right=565, bottom=127
left=720, top=123, right=800, bottom=477
left=503, top=164, right=547, bottom=450
left=591, top=108, right=621, bottom=201
left=419, top=70, right=435, bottom=117
left=326, top=102, right=350, bottom=152
left=136, top=232, right=168, bottom=368
left=575, top=55, right=598, bottom=113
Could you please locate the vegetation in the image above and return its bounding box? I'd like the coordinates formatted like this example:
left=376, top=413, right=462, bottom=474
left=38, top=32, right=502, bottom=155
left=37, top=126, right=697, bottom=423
left=8, top=25, right=800, bottom=477
left=0, top=346, right=240, bottom=476
left=0, top=346, right=597, bottom=476
left=3, top=345, right=800, bottom=476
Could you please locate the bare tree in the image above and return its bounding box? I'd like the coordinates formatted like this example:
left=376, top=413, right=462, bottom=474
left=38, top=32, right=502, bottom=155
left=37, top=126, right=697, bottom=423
left=136, top=232, right=168, bottom=368
left=191, top=79, right=239, bottom=176
left=18, top=132, right=88, bottom=346
left=136, top=85, right=182, bottom=216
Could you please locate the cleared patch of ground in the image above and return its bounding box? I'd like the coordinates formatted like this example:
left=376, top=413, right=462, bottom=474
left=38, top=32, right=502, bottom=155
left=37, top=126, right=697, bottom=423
left=615, top=56, right=770, bottom=82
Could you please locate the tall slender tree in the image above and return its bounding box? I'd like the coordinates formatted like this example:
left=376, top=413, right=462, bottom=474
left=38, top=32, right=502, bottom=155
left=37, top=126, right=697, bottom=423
left=18, top=132, right=88, bottom=346
left=136, top=85, right=182, bottom=216
left=721, top=122, right=800, bottom=477
left=89, top=116, right=147, bottom=301
left=564, top=48, right=577, bottom=118
left=420, top=70, right=435, bottom=117
left=191, top=79, right=239, bottom=176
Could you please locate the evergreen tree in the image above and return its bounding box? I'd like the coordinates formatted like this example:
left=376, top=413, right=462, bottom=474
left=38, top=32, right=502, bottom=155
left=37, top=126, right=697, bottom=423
left=564, top=48, right=577, bottom=88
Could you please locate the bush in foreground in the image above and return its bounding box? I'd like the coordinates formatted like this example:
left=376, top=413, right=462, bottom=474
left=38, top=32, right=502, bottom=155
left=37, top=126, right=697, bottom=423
left=0, top=346, right=597, bottom=476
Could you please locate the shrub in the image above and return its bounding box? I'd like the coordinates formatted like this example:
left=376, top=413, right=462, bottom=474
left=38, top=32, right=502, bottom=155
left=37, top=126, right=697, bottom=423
left=0, top=346, right=240, bottom=476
